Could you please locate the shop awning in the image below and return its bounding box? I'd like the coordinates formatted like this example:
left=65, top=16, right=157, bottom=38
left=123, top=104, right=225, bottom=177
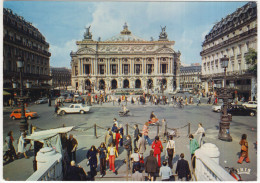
left=3, top=90, right=11, bottom=96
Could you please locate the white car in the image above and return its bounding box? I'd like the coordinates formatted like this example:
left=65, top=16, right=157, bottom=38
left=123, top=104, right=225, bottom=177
left=212, top=105, right=222, bottom=112
left=58, top=104, right=91, bottom=115
left=242, top=101, right=257, bottom=109
left=35, top=97, right=48, bottom=104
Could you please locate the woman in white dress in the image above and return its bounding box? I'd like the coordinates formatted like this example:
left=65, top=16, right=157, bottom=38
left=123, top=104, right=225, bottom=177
left=17, top=132, right=29, bottom=159
left=194, top=123, right=205, bottom=147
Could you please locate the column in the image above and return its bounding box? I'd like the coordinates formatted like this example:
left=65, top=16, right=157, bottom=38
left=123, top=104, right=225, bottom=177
left=108, top=58, right=110, bottom=75
left=81, top=58, right=84, bottom=75
left=154, top=57, right=158, bottom=75
left=142, top=58, right=144, bottom=74
left=119, top=58, right=121, bottom=75
left=95, top=58, right=98, bottom=75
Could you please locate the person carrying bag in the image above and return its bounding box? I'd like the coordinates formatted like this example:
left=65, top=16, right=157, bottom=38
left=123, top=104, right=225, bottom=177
left=166, top=135, right=175, bottom=169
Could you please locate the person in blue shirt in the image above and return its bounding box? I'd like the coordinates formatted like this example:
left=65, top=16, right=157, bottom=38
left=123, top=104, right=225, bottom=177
left=159, top=161, right=172, bottom=181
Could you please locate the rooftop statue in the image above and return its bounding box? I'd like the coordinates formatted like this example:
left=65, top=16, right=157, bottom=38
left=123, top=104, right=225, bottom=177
left=159, top=25, right=168, bottom=40
left=84, top=25, right=93, bottom=40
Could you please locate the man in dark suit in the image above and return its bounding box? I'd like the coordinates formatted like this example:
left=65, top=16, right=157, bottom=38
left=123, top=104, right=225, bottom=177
left=175, top=153, right=191, bottom=181
left=65, top=161, right=87, bottom=180
left=133, top=124, right=139, bottom=148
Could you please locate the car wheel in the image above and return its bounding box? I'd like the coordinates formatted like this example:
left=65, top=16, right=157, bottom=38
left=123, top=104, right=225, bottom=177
left=11, top=116, right=16, bottom=120
left=217, top=109, right=221, bottom=112
left=250, top=112, right=255, bottom=116
left=80, top=110, right=84, bottom=114
left=27, top=116, right=32, bottom=120
left=60, top=110, right=66, bottom=115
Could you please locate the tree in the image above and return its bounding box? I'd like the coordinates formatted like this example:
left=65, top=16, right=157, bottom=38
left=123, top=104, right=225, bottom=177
left=245, top=48, right=257, bottom=76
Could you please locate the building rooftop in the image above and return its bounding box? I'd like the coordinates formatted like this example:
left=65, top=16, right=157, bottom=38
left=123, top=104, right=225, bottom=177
left=105, top=23, right=147, bottom=42
left=203, top=2, right=256, bottom=43
left=180, top=65, right=201, bottom=72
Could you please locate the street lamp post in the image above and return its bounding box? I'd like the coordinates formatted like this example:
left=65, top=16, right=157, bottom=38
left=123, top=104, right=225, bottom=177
left=16, top=57, right=29, bottom=132
left=218, top=55, right=232, bottom=141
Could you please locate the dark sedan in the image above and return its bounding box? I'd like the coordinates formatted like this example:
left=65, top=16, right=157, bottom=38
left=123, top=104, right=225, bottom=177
left=227, top=105, right=256, bottom=116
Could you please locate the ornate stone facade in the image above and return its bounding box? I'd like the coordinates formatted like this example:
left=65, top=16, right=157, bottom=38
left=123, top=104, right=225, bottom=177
left=50, top=67, right=71, bottom=89
left=180, top=64, right=201, bottom=91
left=3, top=8, right=51, bottom=99
left=200, top=2, right=257, bottom=100
left=70, top=23, right=181, bottom=94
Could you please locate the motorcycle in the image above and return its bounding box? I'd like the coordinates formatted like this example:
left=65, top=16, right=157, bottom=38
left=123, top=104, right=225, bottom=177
left=225, top=167, right=242, bottom=181
left=118, top=110, right=130, bottom=117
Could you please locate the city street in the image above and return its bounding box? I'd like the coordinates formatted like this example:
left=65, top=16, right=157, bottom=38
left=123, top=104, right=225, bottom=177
left=3, top=96, right=257, bottom=181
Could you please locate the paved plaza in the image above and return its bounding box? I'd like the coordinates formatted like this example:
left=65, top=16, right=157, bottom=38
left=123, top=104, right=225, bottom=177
left=2, top=95, right=257, bottom=181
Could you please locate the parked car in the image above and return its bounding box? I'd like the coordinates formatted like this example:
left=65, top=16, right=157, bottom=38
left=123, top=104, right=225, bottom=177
left=73, top=96, right=83, bottom=103
left=10, top=109, right=38, bottom=120
left=242, top=101, right=257, bottom=109
left=64, top=96, right=73, bottom=103
left=212, top=105, right=222, bottom=112
left=57, top=104, right=91, bottom=115
left=227, top=105, right=256, bottom=116
left=35, top=97, right=48, bottom=104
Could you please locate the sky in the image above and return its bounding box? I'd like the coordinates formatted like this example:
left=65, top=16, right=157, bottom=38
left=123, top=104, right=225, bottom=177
left=3, top=1, right=249, bottom=68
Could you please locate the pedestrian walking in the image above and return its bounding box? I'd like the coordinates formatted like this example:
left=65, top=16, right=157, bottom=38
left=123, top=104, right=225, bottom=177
left=65, top=160, right=87, bottom=181
left=131, top=148, right=141, bottom=173
left=166, top=135, right=175, bottom=169
left=197, top=94, right=201, bottom=106
left=119, top=124, right=124, bottom=147
left=237, top=134, right=250, bottom=164
left=86, top=145, right=98, bottom=177
left=115, top=129, right=122, bottom=152
left=67, top=134, right=78, bottom=162
left=4, top=131, right=17, bottom=162
left=124, top=135, right=132, bottom=169
left=159, top=161, right=172, bottom=181
left=137, top=133, right=146, bottom=169
left=105, top=128, right=113, bottom=147
left=152, top=136, right=163, bottom=167
left=161, top=119, right=167, bottom=143
left=132, top=166, right=144, bottom=181
left=17, top=132, right=29, bottom=159
left=112, top=122, right=118, bottom=133
left=113, top=118, right=119, bottom=127
left=175, top=153, right=191, bottom=181
left=133, top=124, right=139, bottom=148
left=107, top=143, right=118, bottom=175
left=142, top=122, right=152, bottom=145
left=98, top=143, right=107, bottom=177
left=189, top=134, right=199, bottom=169
left=144, top=150, right=158, bottom=181
left=118, top=97, right=121, bottom=106
left=54, top=104, right=59, bottom=114
left=194, top=123, right=205, bottom=147
left=48, top=98, right=52, bottom=106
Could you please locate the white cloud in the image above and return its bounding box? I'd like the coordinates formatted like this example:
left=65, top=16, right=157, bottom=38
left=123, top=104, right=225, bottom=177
left=49, top=39, right=77, bottom=68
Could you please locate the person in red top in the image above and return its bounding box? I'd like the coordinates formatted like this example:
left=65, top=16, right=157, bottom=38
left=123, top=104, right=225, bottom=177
left=115, top=129, right=121, bottom=152
left=152, top=136, right=163, bottom=167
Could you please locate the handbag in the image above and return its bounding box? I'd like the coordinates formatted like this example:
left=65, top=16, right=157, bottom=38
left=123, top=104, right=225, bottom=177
left=202, top=132, right=205, bottom=137
left=160, top=147, right=163, bottom=152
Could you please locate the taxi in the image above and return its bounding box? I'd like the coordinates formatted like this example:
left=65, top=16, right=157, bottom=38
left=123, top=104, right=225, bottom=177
left=10, top=109, right=38, bottom=120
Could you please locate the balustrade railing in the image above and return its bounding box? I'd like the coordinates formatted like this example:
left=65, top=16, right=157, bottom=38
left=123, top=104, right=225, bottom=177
left=26, top=156, right=62, bottom=181
left=195, top=150, right=236, bottom=181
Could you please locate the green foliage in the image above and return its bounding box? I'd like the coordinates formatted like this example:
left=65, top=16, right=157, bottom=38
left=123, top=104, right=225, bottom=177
left=245, top=48, right=257, bottom=75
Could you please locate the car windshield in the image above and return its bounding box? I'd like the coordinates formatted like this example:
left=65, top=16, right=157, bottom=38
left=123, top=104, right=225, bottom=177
left=26, top=110, right=31, bottom=113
